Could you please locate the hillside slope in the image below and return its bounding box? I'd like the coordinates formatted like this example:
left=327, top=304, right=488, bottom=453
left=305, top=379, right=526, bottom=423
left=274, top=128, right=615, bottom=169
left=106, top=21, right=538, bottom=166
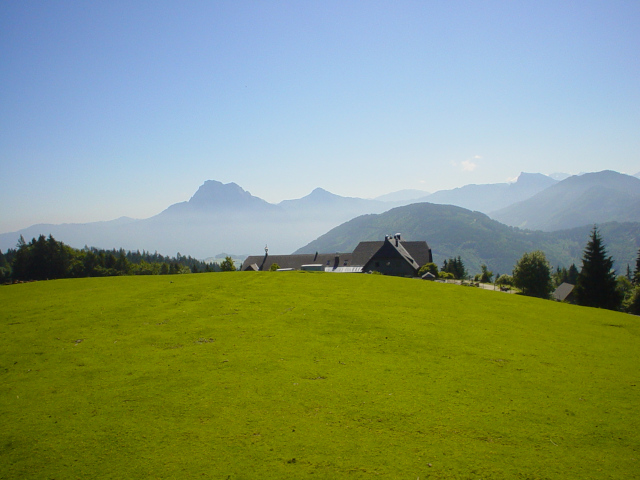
left=1, top=273, right=638, bottom=479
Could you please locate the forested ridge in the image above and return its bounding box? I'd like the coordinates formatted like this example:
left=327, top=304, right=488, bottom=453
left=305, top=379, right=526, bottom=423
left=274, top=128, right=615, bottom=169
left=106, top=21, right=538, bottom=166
left=0, top=234, right=218, bottom=282
left=295, top=203, right=640, bottom=274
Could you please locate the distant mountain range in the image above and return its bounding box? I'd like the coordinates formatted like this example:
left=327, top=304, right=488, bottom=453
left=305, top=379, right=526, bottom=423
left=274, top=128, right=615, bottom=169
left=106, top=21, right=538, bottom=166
left=418, top=172, right=557, bottom=214
left=491, top=170, right=640, bottom=231
left=373, top=189, right=430, bottom=203
left=1, top=170, right=639, bottom=263
left=0, top=181, right=392, bottom=257
left=279, top=187, right=389, bottom=220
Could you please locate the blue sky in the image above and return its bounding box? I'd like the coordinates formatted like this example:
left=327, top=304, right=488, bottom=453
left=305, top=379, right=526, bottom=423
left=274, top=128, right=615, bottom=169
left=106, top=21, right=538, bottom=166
left=1, top=1, right=639, bottom=233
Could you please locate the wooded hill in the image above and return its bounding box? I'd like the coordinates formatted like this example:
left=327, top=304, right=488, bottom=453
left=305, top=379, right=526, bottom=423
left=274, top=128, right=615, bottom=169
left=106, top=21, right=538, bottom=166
left=295, top=202, right=640, bottom=274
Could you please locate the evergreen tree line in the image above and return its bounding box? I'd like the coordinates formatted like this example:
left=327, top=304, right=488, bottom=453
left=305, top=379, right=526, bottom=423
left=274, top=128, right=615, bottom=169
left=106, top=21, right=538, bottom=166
left=510, top=227, right=640, bottom=314
left=422, top=227, right=640, bottom=314
left=552, top=264, right=579, bottom=287
left=441, top=256, right=467, bottom=280
left=0, top=235, right=221, bottom=282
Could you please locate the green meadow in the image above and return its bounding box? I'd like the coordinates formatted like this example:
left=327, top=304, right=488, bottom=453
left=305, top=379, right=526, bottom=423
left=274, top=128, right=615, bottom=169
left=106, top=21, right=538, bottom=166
left=1, top=273, right=638, bottom=479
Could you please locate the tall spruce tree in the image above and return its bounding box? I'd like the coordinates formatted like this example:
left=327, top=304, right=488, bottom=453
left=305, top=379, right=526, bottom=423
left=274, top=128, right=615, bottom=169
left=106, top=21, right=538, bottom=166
left=633, top=248, right=640, bottom=286
left=574, top=227, right=622, bottom=310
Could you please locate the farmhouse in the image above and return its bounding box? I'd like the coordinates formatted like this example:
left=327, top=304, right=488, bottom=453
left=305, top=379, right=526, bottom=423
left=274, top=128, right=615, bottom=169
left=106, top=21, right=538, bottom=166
left=241, top=234, right=432, bottom=277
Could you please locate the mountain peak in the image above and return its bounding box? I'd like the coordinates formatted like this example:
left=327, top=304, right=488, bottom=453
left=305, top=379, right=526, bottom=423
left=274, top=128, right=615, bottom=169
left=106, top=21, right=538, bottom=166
left=309, top=187, right=336, bottom=197
left=515, top=172, right=557, bottom=187
left=189, top=180, right=258, bottom=206
left=517, top=172, right=546, bottom=181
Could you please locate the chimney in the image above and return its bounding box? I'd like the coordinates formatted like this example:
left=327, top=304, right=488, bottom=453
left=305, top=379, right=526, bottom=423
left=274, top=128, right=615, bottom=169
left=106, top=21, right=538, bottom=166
left=259, top=245, right=269, bottom=271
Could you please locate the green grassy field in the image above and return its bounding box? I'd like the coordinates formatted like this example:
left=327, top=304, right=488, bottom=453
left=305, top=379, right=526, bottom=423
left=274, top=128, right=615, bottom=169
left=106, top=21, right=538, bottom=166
left=1, top=272, right=638, bottom=479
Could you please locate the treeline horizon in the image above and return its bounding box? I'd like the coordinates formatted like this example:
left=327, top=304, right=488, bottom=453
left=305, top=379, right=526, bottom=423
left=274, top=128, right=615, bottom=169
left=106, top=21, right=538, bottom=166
left=0, top=234, right=221, bottom=282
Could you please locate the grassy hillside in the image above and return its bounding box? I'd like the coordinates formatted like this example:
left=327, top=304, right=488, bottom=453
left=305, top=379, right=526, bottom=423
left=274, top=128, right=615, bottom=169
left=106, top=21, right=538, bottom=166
left=1, top=273, right=639, bottom=479
left=294, top=203, right=640, bottom=274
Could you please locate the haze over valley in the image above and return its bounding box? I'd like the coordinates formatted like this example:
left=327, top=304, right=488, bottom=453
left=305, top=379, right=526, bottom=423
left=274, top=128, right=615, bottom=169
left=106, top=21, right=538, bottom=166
left=2, top=170, right=639, bottom=274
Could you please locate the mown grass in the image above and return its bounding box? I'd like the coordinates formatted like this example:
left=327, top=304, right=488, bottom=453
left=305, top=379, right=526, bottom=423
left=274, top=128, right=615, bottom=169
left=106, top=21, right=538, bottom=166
left=1, top=272, right=638, bottom=479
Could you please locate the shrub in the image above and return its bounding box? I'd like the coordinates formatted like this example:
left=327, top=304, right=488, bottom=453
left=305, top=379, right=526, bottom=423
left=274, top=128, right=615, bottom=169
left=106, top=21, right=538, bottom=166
left=496, top=274, right=514, bottom=286
left=418, top=263, right=439, bottom=277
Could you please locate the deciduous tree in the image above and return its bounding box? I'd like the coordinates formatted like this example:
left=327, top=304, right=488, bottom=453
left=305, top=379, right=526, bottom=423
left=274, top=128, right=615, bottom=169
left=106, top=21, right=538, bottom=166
left=418, top=262, right=439, bottom=277
left=512, top=250, right=553, bottom=299
left=627, top=286, right=640, bottom=315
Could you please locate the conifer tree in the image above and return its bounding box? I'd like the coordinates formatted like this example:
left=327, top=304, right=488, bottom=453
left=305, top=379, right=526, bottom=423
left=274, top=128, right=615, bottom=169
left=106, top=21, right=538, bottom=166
left=220, top=256, right=236, bottom=272
left=633, top=248, right=640, bottom=286
left=567, top=264, right=579, bottom=284
left=574, top=227, right=622, bottom=310
left=441, top=256, right=467, bottom=280
left=456, top=256, right=467, bottom=280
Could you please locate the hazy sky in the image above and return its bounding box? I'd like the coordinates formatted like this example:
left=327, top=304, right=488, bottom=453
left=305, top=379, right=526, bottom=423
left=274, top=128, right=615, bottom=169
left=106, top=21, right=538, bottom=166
left=1, top=1, right=639, bottom=233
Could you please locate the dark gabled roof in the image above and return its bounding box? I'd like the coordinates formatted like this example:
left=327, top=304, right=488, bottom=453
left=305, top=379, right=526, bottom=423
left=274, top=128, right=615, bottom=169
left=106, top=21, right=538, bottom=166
left=241, top=237, right=432, bottom=272
left=241, top=252, right=354, bottom=271
left=553, top=282, right=575, bottom=302
left=352, top=240, right=432, bottom=267
left=401, top=241, right=433, bottom=267
left=363, top=236, right=420, bottom=272
left=351, top=242, right=384, bottom=266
